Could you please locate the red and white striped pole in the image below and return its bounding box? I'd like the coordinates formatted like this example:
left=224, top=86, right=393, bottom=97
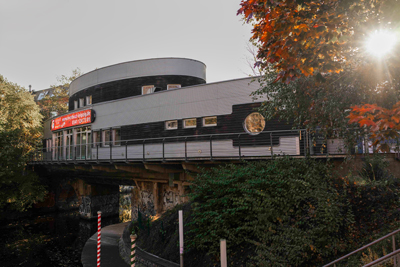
left=97, top=211, right=102, bottom=267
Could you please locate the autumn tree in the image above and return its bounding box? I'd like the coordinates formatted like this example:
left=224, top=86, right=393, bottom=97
left=238, top=0, right=400, bottom=151
left=0, top=75, right=46, bottom=211
left=38, top=68, right=82, bottom=121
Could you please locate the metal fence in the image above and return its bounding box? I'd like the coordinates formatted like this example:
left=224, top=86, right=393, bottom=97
left=30, top=129, right=357, bottom=164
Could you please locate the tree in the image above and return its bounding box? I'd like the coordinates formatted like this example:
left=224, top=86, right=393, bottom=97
left=0, top=75, right=46, bottom=211
left=38, top=68, right=82, bottom=121
left=238, top=0, right=400, bottom=151
left=238, top=0, right=400, bottom=83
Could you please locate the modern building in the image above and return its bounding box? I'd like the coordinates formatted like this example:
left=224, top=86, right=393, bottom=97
left=40, top=57, right=333, bottom=162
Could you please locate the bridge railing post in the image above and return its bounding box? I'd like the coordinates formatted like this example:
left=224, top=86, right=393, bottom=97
left=210, top=135, right=213, bottom=161
left=96, top=144, right=99, bottom=164
left=270, top=132, right=274, bottom=157
left=125, top=141, right=128, bottom=163
left=143, top=140, right=146, bottom=162
left=185, top=137, right=188, bottom=161
left=162, top=138, right=165, bottom=162
left=238, top=134, right=241, bottom=160
left=110, top=142, right=113, bottom=163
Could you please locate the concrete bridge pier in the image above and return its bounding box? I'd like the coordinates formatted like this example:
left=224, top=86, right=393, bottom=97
left=131, top=173, right=190, bottom=219
left=73, top=179, right=120, bottom=220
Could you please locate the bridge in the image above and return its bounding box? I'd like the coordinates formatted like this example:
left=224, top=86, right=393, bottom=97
left=29, top=129, right=399, bottom=221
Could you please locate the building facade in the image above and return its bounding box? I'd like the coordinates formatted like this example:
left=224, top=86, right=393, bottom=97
left=41, top=57, right=329, bottom=162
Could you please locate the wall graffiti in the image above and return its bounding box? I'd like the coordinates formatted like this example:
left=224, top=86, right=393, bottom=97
left=79, top=196, right=91, bottom=216
left=140, top=190, right=155, bottom=216
left=163, top=191, right=180, bottom=210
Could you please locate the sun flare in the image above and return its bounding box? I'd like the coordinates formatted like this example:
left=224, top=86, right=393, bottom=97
left=366, top=30, right=397, bottom=58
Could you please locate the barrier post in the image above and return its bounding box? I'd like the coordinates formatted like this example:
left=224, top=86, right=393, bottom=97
left=179, top=210, right=184, bottom=267
left=220, top=239, right=227, bottom=267
left=130, top=234, right=137, bottom=267
left=97, top=211, right=101, bottom=267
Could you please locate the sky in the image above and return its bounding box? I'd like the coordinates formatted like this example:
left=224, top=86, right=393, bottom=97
left=0, top=0, right=254, bottom=91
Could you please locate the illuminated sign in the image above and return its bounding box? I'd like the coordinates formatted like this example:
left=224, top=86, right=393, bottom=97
left=51, top=109, right=95, bottom=131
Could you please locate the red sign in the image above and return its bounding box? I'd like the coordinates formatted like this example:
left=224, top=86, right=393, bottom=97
left=51, top=109, right=94, bottom=131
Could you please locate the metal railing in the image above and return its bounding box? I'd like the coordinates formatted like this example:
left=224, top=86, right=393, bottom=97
left=29, top=129, right=360, bottom=164
left=30, top=129, right=311, bottom=163
left=324, top=228, right=400, bottom=267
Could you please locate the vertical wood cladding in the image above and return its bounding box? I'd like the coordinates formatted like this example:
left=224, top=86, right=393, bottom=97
left=119, top=102, right=302, bottom=150
left=69, top=75, right=205, bottom=111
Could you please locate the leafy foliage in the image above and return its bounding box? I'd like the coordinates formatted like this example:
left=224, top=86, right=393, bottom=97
left=37, top=68, right=82, bottom=121
left=238, top=0, right=400, bottom=83
left=239, top=0, right=400, bottom=146
left=0, top=75, right=46, bottom=211
left=349, top=103, right=400, bottom=152
left=188, top=158, right=354, bottom=266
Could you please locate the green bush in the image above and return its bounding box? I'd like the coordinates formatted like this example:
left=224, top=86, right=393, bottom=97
left=188, top=157, right=354, bottom=266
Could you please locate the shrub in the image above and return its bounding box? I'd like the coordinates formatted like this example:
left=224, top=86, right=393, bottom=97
left=188, top=157, right=354, bottom=266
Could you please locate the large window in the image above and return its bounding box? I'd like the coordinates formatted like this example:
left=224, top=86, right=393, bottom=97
left=76, top=126, right=91, bottom=159
left=46, top=139, right=52, bottom=152
left=203, top=116, right=217, bottom=127
left=74, top=100, right=78, bottom=110
left=54, top=131, right=63, bottom=160
left=183, top=118, right=196, bottom=128
left=65, top=129, right=73, bottom=159
left=142, top=85, right=155, bottom=95
left=79, top=98, right=84, bottom=107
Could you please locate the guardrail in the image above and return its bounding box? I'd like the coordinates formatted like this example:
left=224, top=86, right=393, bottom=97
left=29, top=129, right=368, bottom=164
left=30, top=129, right=315, bottom=164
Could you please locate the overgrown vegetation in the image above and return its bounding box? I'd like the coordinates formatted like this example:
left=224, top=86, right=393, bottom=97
left=132, top=156, right=400, bottom=266
left=188, top=157, right=355, bottom=266
left=0, top=75, right=46, bottom=212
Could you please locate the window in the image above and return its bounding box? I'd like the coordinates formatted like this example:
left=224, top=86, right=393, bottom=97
left=165, top=120, right=178, bottom=130
left=103, top=129, right=111, bottom=146
left=53, top=131, right=63, bottom=160
left=101, top=129, right=120, bottom=146
left=167, top=84, right=181, bottom=90
left=65, top=129, right=73, bottom=159
left=46, top=139, right=52, bottom=152
left=203, top=116, right=217, bottom=127
left=142, top=85, right=155, bottom=95
left=74, top=100, right=78, bottom=110
left=183, top=118, right=197, bottom=128
left=113, top=128, right=121, bottom=146
left=79, top=98, right=84, bottom=107
left=86, top=95, right=92, bottom=105
left=75, top=126, right=91, bottom=159
left=243, top=112, right=265, bottom=135
left=92, top=131, right=100, bottom=147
